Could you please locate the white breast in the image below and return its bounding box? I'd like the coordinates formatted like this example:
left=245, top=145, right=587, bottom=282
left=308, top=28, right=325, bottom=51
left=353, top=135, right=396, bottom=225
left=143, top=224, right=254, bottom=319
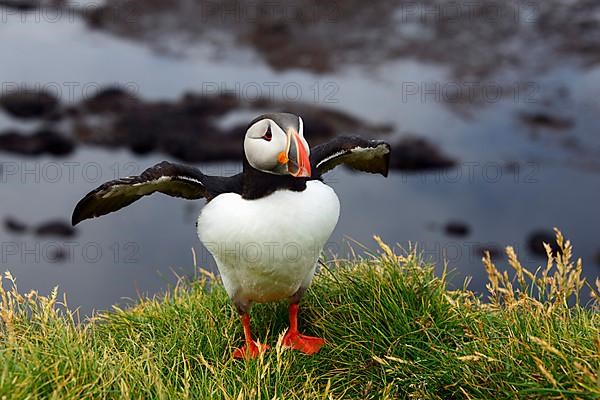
left=197, top=180, right=340, bottom=303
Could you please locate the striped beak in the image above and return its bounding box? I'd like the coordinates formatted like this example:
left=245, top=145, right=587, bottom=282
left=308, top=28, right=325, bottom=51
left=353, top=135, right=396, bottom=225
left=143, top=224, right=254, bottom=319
left=278, top=129, right=311, bottom=178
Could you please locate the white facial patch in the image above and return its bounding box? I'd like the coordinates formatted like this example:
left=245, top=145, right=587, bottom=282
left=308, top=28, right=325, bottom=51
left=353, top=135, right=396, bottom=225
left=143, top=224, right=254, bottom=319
left=244, top=119, right=288, bottom=172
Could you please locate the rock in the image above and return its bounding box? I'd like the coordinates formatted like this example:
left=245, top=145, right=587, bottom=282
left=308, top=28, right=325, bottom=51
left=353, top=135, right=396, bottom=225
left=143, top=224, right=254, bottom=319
left=180, top=92, right=239, bottom=116
left=527, top=230, right=557, bottom=257
left=0, top=0, right=64, bottom=10
left=390, top=137, right=456, bottom=171
left=34, top=220, right=77, bottom=238
left=0, top=129, right=75, bottom=156
left=503, top=161, right=519, bottom=174
left=444, top=221, right=470, bottom=237
left=35, top=129, right=75, bottom=155
left=82, top=87, right=139, bottom=114
left=475, top=244, right=504, bottom=261
left=3, top=217, right=28, bottom=234
left=520, top=113, right=574, bottom=131
left=0, top=0, right=38, bottom=11
left=48, top=246, right=69, bottom=263
left=0, top=89, right=59, bottom=119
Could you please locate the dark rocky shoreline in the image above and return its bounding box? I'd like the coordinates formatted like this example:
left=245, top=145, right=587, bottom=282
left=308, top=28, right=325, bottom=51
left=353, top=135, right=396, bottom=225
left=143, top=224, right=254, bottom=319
left=0, top=87, right=457, bottom=170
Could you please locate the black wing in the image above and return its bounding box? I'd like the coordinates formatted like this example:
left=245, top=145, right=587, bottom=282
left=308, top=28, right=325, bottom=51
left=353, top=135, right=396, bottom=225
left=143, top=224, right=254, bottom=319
left=310, top=136, right=391, bottom=178
left=72, top=161, right=241, bottom=225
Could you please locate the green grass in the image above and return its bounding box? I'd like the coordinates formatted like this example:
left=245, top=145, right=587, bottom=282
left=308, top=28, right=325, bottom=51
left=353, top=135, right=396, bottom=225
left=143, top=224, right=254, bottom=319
left=0, top=230, right=598, bottom=399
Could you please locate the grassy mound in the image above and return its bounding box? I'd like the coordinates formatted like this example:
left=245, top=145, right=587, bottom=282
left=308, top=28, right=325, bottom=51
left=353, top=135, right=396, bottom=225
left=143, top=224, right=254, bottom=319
left=0, top=230, right=598, bottom=399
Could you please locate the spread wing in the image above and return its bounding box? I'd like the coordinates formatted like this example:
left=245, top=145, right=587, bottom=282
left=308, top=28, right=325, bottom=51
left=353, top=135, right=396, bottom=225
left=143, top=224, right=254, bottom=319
left=310, top=136, right=391, bottom=178
left=72, top=161, right=241, bottom=225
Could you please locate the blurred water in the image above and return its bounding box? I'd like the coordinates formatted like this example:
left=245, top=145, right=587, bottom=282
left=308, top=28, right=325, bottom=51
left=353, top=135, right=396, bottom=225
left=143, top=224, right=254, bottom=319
left=0, top=8, right=599, bottom=314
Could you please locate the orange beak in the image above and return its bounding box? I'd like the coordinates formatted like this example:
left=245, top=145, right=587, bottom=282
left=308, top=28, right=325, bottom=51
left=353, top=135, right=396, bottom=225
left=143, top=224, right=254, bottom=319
left=278, top=130, right=311, bottom=177
left=292, top=131, right=311, bottom=177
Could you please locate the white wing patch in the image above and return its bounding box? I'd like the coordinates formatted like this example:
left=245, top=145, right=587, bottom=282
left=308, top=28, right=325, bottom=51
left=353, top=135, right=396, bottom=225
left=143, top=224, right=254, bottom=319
left=176, top=176, right=205, bottom=186
left=101, top=175, right=205, bottom=199
left=316, top=150, right=345, bottom=169
left=72, top=161, right=211, bottom=225
left=316, top=143, right=390, bottom=169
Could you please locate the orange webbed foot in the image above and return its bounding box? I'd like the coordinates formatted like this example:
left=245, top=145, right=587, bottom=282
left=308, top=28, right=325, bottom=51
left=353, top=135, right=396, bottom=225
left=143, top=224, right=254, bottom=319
left=282, top=331, right=326, bottom=355
left=232, top=341, right=270, bottom=359
left=233, top=313, right=269, bottom=359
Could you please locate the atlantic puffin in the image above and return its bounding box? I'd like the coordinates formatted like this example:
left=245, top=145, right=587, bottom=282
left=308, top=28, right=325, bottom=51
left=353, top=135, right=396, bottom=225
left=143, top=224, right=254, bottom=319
left=72, top=113, right=390, bottom=359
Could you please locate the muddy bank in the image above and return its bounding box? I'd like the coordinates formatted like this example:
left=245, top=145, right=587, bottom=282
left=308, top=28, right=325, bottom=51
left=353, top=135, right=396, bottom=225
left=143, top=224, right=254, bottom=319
left=0, top=89, right=59, bottom=119
left=0, top=87, right=457, bottom=170
left=71, top=89, right=394, bottom=163
left=0, top=129, right=75, bottom=156
left=75, top=0, right=600, bottom=80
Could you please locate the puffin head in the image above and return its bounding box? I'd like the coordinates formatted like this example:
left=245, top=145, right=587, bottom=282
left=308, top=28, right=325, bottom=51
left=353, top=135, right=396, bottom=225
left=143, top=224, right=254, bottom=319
left=244, top=113, right=311, bottom=178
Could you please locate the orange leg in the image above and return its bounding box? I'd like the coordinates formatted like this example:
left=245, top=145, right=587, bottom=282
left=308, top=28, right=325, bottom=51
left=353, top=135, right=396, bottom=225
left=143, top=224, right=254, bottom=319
left=233, top=313, right=269, bottom=359
left=282, top=303, right=326, bottom=355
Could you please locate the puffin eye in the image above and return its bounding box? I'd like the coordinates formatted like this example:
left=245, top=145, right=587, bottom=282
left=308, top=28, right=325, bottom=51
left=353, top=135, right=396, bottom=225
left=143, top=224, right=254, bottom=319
left=262, top=126, right=272, bottom=141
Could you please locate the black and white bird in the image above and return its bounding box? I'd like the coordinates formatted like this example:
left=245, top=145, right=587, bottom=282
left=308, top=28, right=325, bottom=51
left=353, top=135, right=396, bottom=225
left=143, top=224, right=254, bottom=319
left=72, top=113, right=390, bottom=358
